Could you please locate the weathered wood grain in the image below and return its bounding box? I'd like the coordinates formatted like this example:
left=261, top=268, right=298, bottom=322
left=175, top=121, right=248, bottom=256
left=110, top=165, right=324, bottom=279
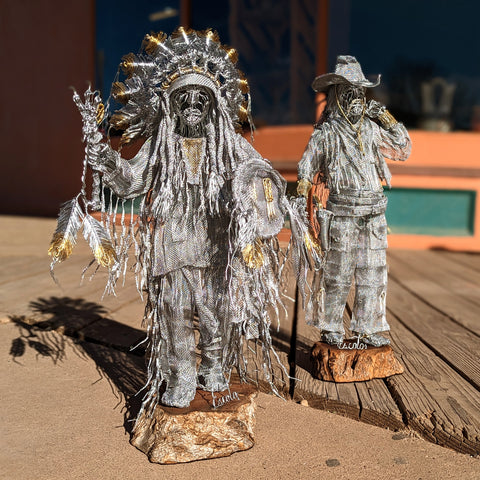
left=386, top=313, right=480, bottom=455
left=4, top=216, right=480, bottom=456
left=387, top=276, right=480, bottom=391
left=439, top=251, right=480, bottom=273
left=389, top=249, right=480, bottom=310
left=0, top=256, right=52, bottom=285
left=388, top=250, right=480, bottom=336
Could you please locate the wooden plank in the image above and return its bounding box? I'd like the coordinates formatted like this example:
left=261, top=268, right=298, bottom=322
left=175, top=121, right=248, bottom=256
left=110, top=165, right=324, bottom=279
left=390, top=250, right=480, bottom=309
left=387, top=276, right=480, bottom=391
left=438, top=251, right=480, bottom=275
left=387, top=250, right=480, bottom=336
left=354, top=381, right=405, bottom=431
left=386, top=313, right=480, bottom=455
left=244, top=347, right=291, bottom=399
left=0, top=256, right=141, bottom=314
left=0, top=256, right=51, bottom=285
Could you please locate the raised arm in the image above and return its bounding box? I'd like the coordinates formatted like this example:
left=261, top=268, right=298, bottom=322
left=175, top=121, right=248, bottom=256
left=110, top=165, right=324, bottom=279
left=366, top=100, right=411, bottom=162
left=73, top=88, right=154, bottom=199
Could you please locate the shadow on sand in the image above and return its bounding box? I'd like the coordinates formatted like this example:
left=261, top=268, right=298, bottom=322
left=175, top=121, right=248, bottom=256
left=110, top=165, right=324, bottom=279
left=8, top=296, right=147, bottom=434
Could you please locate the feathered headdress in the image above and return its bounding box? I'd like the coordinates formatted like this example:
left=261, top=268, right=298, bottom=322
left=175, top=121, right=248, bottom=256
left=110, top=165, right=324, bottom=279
left=109, top=27, right=252, bottom=146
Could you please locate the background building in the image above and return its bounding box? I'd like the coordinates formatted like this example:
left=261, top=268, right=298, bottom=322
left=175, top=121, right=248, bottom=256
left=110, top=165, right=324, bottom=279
left=2, top=0, right=479, bottom=249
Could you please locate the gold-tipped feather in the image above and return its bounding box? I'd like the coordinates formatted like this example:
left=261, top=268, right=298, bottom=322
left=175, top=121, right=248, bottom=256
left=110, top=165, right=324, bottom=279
left=120, top=53, right=136, bottom=77
left=110, top=113, right=129, bottom=130
left=238, top=78, right=249, bottom=94
left=171, top=26, right=195, bottom=39
left=48, top=198, right=83, bottom=267
left=111, top=82, right=129, bottom=103
left=223, top=47, right=238, bottom=64
left=119, top=129, right=137, bottom=147
left=142, top=32, right=167, bottom=55
left=204, top=29, right=220, bottom=44
left=94, top=244, right=118, bottom=268
left=48, top=233, right=75, bottom=263
left=82, top=214, right=118, bottom=269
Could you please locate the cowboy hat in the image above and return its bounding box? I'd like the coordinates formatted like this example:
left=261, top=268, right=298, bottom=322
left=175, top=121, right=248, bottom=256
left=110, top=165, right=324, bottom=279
left=312, top=55, right=380, bottom=92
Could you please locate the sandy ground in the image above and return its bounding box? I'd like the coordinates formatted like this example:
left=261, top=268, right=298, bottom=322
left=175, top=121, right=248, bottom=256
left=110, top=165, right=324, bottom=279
left=1, top=320, right=478, bottom=480
left=1, top=216, right=479, bottom=479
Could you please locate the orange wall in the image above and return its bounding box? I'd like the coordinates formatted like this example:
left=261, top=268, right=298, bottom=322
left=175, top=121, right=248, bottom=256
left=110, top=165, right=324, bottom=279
left=252, top=125, right=480, bottom=171
left=252, top=125, right=480, bottom=251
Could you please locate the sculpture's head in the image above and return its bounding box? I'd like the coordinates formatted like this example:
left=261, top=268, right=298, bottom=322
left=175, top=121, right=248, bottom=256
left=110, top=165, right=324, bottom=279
left=312, top=55, right=380, bottom=124
left=170, top=85, right=214, bottom=137
left=334, top=83, right=367, bottom=123
left=109, top=28, right=252, bottom=145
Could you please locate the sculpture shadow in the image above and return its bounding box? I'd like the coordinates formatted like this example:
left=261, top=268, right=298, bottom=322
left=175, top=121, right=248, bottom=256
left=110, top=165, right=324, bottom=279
left=8, top=296, right=147, bottom=434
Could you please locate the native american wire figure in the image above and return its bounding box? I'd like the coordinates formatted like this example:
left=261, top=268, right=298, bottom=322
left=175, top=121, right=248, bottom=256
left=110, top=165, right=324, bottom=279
left=297, top=55, right=411, bottom=347
left=49, top=28, right=312, bottom=413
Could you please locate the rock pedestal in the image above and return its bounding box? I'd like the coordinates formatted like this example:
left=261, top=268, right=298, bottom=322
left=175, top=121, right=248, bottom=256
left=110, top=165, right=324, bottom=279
left=311, top=340, right=404, bottom=382
left=130, top=382, right=257, bottom=464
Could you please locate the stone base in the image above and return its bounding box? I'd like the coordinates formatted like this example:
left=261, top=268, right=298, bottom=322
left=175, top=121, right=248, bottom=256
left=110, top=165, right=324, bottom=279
left=311, top=340, right=404, bottom=382
left=130, top=382, right=257, bottom=464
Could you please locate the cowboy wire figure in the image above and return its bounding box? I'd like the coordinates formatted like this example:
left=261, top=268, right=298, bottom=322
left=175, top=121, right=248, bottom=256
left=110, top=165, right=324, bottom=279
left=297, top=56, right=411, bottom=347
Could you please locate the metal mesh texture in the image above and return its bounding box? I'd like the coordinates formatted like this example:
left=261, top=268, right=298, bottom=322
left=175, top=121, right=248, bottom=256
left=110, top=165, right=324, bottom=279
left=299, top=101, right=411, bottom=338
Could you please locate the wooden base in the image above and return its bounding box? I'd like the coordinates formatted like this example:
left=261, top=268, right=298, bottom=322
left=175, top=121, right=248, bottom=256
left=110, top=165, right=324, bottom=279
left=130, top=382, right=257, bottom=464
left=311, top=340, right=404, bottom=382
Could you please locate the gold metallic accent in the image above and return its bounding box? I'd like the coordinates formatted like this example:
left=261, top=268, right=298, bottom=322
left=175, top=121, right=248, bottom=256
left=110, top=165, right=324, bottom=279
left=120, top=53, right=136, bottom=77
left=111, top=82, right=129, bottom=103
left=304, top=231, right=322, bottom=255
left=378, top=109, right=398, bottom=129
left=161, top=67, right=220, bottom=90
left=110, top=113, right=128, bottom=130
left=182, top=137, right=203, bottom=176
left=94, top=244, right=117, bottom=268
left=238, top=78, right=249, bottom=94
left=297, top=179, right=312, bottom=197
left=172, top=26, right=195, bottom=39
left=223, top=47, right=238, bottom=64
left=48, top=233, right=74, bottom=263
left=238, top=104, right=249, bottom=122
left=143, top=32, right=167, bottom=55
left=262, top=178, right=277, bottom=220
left=204, top=29, right=220, bottom=44
left=242, top=240, right=264, bottom=269
left=96, top=103, right=105, bottom=124
left=262, top=178, right=274, bottom=203
left=251, top=182, right=257, bottom=202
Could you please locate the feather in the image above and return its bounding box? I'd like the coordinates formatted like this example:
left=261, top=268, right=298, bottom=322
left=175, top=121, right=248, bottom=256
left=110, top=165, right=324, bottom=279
left=48, top=198, right=84, bottom=267
left=82, top=214, right=118, bottom=268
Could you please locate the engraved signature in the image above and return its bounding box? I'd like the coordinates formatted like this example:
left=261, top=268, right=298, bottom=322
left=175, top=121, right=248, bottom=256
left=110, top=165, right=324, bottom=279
left=338, top=336, right=367, bottom=350
left=211, top=388, right=240, bottom=409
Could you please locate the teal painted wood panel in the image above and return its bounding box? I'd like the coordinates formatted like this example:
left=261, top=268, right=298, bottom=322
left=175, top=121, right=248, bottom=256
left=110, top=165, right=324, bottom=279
left=385, top=188, right=476, bottom=236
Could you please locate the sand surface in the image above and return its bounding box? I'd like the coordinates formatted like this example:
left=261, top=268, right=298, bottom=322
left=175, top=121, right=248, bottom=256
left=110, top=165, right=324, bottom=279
left=1, top=320, right=478, bottom=480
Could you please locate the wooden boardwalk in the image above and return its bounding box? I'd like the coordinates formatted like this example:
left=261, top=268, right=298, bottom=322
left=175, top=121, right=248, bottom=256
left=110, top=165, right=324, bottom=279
left=1, top=216, right=479, bottom=456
